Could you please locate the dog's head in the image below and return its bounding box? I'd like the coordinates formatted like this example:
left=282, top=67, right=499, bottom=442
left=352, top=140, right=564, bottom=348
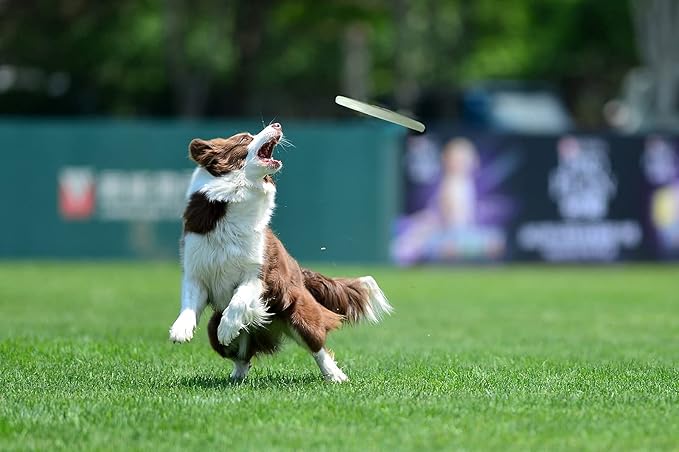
left=189, top=123, right=283, bottom=180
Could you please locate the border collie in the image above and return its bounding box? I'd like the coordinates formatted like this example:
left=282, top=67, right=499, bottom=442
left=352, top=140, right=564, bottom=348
left=169, top=123, right=392, bottom=382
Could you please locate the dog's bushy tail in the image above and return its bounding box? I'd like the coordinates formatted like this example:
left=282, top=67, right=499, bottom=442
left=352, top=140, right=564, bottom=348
left=301, top=269, right=393, bottom=324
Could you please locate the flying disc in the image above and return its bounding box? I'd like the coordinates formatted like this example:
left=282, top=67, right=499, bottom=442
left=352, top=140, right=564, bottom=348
left=335, top=95, right=426, bottom=133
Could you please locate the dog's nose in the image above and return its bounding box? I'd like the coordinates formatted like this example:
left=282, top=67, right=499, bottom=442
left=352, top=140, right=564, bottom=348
left=271, top=123, right=281, bottom=130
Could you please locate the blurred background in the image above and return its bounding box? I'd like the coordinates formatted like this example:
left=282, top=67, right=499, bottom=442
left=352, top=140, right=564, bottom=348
left=1, top=0, right=678, bottom=264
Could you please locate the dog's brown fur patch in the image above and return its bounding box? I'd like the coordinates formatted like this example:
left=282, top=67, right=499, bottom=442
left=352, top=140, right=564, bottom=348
left=189, top=133, right=252, bottom=177
left=261, top=229, right=343, bottom=353
left=183, top=192, right=227, bottom=234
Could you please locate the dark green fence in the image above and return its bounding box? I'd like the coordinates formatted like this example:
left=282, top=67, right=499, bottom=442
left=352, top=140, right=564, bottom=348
left=0, top=119, right=403, bottom=263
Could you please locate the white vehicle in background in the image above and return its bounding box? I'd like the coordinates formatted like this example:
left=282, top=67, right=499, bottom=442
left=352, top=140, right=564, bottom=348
left=461, top=81, right=573, bottom=134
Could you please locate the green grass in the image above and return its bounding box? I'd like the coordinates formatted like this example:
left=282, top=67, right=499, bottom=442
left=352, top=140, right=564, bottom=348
left=1, top=263, right=678, bottom=451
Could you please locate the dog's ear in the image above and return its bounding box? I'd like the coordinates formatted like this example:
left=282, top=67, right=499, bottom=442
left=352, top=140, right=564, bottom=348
left=189, top=139, right=213, bottom=166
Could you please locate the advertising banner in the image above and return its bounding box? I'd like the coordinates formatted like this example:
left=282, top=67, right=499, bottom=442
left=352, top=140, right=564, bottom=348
left=642, top=135, right=679, bottom=259
left=392, top=128, right=679, bottom=264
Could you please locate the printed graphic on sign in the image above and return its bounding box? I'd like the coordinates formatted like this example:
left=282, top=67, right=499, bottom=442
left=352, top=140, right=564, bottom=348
left=392, top=135, right=518, bottom=265
left=58, top=167, right=96, bottom=220
left=642, top=136, right=679, bottom=257
left=57, top=167, right=193, bottom=222
left=517, top=136, right=641, bottom=261
left=549, top=137, right=617, bottom=220
left=96, top=170, right=192, bottom=221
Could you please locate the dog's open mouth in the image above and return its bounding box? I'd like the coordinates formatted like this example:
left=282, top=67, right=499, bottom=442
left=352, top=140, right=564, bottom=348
left=257, top=136, right=282, bottom=168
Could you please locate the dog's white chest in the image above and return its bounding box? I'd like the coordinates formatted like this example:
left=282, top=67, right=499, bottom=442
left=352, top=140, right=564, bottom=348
left=183, top=178, right=276, bottom=311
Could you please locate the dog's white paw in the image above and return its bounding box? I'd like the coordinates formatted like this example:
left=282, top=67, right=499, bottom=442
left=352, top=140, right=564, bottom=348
left=313, top=349, right=349, bottom=383
left=169, top=311, right=196, bottom=343
left=324, top=369, right=349, bottom=383
left=217, top=317, right=243, bottom=347
left=230, top=361, right=251, bottom=382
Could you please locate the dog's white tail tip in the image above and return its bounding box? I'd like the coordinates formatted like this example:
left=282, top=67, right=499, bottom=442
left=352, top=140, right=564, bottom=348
left=358, top=276, right=393, bottom=324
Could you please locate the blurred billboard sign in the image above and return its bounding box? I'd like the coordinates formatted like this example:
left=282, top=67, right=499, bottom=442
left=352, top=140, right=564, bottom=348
left=392, top=134, right=517, bottom=264
left=59, top=167, right=192, bottom=222
left=643, top=136, right=679, bottom=258
left=517, top=137, right=642, bottom=261
left=392, top=128, right=679, bottom=264
left=58, top=167, right=96, bottom=220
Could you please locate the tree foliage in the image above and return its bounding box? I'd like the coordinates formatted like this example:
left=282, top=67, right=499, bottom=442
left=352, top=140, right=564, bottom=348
left=0, top=0, right=638, bottom=125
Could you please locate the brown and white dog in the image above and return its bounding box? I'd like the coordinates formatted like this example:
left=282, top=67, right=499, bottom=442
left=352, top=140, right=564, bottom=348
left=169, top=123, right=392, bottom=382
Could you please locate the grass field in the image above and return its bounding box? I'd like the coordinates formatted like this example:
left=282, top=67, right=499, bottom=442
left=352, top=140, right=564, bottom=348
left=1, top=263, right=678, bottom=451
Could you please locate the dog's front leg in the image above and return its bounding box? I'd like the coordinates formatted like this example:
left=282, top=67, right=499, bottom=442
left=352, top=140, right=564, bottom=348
left=169, top=275, right=207, bottom=343
left=217, top=278, right=271, bottom=346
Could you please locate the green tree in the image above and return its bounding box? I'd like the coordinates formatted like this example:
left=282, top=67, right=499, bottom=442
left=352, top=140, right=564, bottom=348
left=0, top=0, right=640, bottom=126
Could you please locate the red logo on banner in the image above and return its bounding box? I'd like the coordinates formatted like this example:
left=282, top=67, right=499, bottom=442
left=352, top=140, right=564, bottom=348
left=58, top=167, right=96, bottom=220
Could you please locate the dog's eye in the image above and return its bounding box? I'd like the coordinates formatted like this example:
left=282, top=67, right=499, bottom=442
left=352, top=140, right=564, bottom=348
left=240, top=135, right=252, bottom=144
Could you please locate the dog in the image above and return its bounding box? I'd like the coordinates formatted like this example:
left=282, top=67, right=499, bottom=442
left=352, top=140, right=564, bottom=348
left=169, top=123, right=392, bottom=382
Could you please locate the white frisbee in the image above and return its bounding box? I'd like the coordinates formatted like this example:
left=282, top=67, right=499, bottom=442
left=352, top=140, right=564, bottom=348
left=335, top=95, right=425, bottom=133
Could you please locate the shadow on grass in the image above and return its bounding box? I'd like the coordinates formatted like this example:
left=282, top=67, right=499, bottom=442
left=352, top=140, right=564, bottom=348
left=178, top=372, right=322, bottom=390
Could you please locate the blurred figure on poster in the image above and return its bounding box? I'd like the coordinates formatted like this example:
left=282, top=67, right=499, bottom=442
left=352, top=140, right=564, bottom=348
left=392, top=137, right=509, bottom=265
left=439, top=139, right=479, bottom=228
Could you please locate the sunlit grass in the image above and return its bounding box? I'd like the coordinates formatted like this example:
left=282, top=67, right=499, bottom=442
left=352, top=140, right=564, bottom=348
left=1, top=263, right=678, bottom=450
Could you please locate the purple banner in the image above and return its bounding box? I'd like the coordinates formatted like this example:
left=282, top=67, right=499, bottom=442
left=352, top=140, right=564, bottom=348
left=392, top=129, right=679, bottom=265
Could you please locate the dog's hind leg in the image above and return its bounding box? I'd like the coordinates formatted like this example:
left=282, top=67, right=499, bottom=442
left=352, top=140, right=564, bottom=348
left=312, top=348, right=347, bottom=383
left=230, top=334, right=252, bottom=381
left=286, top=288, right=347, bottom=383
left=230, top=360, right=251, bottom=381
